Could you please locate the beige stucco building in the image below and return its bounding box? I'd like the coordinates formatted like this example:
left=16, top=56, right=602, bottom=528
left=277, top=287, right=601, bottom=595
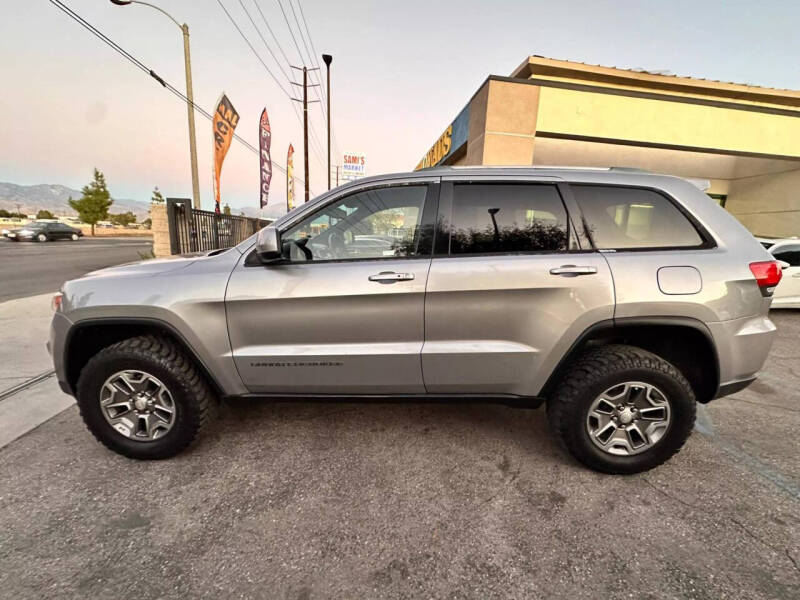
left=416, top=56, right=800, bottom=237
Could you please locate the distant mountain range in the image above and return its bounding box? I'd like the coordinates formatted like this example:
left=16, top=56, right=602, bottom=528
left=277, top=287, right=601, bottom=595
left=0, top=182, right=151, bottom=219
left=0, top=181, right=287, bottom=221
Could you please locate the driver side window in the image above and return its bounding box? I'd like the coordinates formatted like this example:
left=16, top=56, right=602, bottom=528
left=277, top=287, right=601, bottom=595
left=283, top=185, right=427, bottom=262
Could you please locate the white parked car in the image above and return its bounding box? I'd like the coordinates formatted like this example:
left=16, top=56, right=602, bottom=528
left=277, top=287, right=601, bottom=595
left=767, top=240, right=800, bottom=308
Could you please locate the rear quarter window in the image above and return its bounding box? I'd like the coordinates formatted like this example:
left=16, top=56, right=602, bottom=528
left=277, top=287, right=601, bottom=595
left=572, top=185, right=705, bottom=250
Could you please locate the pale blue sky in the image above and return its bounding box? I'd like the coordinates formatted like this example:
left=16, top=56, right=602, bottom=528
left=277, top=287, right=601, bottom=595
left=1, top=0, right=798, bottom=214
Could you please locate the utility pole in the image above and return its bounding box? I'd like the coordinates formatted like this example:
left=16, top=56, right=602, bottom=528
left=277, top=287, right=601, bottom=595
left=336, top=165, right=339, bottom=187
left=290, top=66, right=319, bottom=203
left=322, top=54, right=333, bottom=190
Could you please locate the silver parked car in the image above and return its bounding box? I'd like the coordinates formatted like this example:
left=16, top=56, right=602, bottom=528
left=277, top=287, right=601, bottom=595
left=49, top=167, right=781, bottom=473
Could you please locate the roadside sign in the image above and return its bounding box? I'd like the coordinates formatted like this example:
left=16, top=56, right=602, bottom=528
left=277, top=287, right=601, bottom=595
left=342, top=153, right=366, bottom=182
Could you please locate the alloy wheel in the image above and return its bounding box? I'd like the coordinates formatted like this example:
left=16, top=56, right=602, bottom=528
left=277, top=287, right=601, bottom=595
left=586, top=381, right=671, bottom=456
left=99, top=370, right=176, bottom=441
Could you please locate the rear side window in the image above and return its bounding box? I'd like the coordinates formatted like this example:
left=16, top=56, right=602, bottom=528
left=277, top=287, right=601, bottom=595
left=772, top=245, right=800, bottom=267
left=448, top=184, right=569, bottom=254
left=572, top=185, right=704, bottom=250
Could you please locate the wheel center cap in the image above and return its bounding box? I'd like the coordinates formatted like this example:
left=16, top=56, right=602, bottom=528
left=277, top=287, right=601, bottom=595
left=619, top=408, right=634, bottom=424
left=134, top=396, right=148, bottom=411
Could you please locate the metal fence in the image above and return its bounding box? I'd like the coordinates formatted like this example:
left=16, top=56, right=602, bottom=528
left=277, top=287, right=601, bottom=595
left=166, top=198, right=270, bottom=255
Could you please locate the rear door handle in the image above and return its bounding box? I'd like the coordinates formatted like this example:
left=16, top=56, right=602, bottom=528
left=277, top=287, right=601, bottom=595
left=368, top=271, right=415, bottom=283
left=549, top=265, right=598, bottom=276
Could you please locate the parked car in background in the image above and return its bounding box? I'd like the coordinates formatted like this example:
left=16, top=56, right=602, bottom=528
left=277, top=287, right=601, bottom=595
left=768, top=240, right=800, bottom=308
left=756, top=235, right=799, bottom=250
left=3, top=221, right=83, bottom=242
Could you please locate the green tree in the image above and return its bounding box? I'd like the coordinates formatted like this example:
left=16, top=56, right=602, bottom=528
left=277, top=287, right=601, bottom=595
left=142, top=217, right=152, bottom=229
left=151, top=186, right=165, bottom=204
left=223, top=204, right=231, bottom=215
left=109, top=211, right=137, bottom=227
left=68, top=168, right=113, bottom=236
left=36, top=209, right=55, bottom=220
left=0, top=209, right=9, bottom=218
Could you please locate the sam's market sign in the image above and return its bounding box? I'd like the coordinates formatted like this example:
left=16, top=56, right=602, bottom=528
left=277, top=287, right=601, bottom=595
left=415, top=105, right=469, bottom=170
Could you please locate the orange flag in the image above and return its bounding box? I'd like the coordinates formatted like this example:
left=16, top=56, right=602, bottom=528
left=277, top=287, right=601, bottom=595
left=212, top=93, right=239, bottom=213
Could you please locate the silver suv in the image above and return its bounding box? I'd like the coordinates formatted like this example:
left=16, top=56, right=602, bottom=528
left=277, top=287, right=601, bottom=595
left=49, top=167, right=781, bottom=473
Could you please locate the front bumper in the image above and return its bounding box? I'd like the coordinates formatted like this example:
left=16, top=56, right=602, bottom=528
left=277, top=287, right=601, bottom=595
left=50, top=311, right=75, bottom=396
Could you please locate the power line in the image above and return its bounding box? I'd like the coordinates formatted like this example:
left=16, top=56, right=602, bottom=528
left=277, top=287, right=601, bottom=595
left=218, top=0, right=326, bottom=171
left=251, top=0, right=294, bottom=71
left=288, top=0, right=314, bottom=69
left=275, top=0, right=307, bottom=66
left=47, top=0, right=306, bottom=186
left=273, top=0, right=333, bottom=162
left=216, top=0, right=292, bottom=98
left=236, top=0, right=292, bottom=83
left=294, top=0, right=342, bottom=159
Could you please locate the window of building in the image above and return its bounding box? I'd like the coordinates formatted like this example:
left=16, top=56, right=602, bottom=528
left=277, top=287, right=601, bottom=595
left=448, top=184, right=569, bottom=254
left=283, top=185, right=427, bottom=261
left=772, top=244, right=800, bottom=267
left=571, top=185, right=704, bottom=250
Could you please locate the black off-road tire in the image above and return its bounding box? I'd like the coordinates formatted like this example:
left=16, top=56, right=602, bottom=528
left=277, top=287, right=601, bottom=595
left=76, top=335, right=217, bottom=459
left=547, top=344, right=696, bottom=474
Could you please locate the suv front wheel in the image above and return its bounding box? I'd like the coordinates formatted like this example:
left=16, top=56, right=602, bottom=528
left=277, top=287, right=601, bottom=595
left=547, top=345, right=696, bottom=474
left=76, top=335, right=217, bottom=459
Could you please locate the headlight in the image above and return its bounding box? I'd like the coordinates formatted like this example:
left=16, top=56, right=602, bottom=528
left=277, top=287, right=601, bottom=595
left=1, top=229, right=8, bottom=235
left=52, top=292, right=63, bottom=312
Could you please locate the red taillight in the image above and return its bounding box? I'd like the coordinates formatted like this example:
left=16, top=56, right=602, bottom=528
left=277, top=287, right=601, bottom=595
left=749, top=261, right=782, bottom=295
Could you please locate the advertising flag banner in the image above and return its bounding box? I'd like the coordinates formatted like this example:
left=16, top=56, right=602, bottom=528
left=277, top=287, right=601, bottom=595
left=287, top=144, right=295, bottom=211
left=212, top=93, right=240, bottom=213
left=259, top=108, right=272, bottom=208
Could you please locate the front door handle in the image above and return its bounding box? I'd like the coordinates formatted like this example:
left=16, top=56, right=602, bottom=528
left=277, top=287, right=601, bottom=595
left=549, top=265, right=598, bottom=276
left=368, top=271, right=415, bottom=283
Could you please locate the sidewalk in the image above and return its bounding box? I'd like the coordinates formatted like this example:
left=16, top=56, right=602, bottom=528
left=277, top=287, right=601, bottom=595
left=0, top=293, right=74, bottom=448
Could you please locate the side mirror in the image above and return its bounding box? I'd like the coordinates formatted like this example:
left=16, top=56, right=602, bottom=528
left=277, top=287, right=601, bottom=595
left=256, top=225, right=282, bottom=263
left=777, top=259, right=790, bottom=271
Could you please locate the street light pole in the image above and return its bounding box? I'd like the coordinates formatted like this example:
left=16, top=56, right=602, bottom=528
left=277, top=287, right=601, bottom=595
left=181, top=24, right=200, bottom=210
left=109, top=0, right=200, bottom=210
left=322, top=54, right=332, bottom=190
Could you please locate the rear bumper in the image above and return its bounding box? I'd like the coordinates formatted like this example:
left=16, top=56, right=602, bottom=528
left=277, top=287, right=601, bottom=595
left=708, top=314, right=776, bottom=399
left=714, top=376, right=757, bottom=399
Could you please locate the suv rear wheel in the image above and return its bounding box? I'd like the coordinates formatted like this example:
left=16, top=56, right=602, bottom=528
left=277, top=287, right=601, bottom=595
left=76, top=335, right=217, bottom=459
left=547, top=344, right=696, bottom=474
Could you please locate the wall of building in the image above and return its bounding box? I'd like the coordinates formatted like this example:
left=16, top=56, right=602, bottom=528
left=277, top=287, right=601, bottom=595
left=150, top=203, right=171, bottom=258
left=726, top=169, right=800, bottom=237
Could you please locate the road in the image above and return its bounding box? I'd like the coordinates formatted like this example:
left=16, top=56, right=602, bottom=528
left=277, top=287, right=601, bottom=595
left=0, top=309, right=798, bottom=598
left=0, top=237, right=153, bottom=301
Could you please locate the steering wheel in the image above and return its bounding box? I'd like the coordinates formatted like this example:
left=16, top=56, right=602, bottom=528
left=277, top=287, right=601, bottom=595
left=328, top=230, right=346, bottom=258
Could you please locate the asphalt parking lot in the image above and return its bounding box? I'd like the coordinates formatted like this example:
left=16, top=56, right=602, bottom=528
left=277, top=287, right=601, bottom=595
left=0, top=236, right=153, bottom=301
left=1, top=311, right=799, bottom=599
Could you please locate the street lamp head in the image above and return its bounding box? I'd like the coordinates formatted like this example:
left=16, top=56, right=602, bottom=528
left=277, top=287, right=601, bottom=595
left=322, top=54, right=333, bottom=67
left=109, top=0, right=133, bottom=5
